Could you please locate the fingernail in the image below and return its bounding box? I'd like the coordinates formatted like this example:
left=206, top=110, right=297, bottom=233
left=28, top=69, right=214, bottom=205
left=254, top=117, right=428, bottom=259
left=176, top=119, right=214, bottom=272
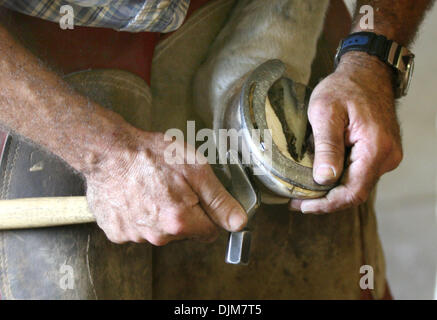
left=315, top=164, right=336, bottom=184
left=229, top=211, right=247, bottom=231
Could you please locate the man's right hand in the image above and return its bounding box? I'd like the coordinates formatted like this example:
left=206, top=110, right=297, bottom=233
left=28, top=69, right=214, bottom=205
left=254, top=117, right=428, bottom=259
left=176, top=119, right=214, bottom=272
left=84, top=127, right=247, bottom=245
left=0, top=23, right=247, bottom=246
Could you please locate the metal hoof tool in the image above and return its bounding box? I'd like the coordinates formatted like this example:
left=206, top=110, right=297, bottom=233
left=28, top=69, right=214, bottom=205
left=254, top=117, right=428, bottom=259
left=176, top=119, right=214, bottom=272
left=213, top=151, right=259, bottom=265
left=226, top=230, right=252, bottom=265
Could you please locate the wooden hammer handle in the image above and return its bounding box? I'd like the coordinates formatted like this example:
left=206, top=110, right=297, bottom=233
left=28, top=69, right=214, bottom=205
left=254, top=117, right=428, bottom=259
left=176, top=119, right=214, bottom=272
left=0, top=197, right=95, bottom=230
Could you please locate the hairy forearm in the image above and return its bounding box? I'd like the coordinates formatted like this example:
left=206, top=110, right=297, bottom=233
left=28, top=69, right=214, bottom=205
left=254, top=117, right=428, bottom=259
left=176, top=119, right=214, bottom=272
left=0, top=25, right=133, bottom=175
left=337, top=0, right=434, bottom=94
left=353, top=0, right=434, bottom=45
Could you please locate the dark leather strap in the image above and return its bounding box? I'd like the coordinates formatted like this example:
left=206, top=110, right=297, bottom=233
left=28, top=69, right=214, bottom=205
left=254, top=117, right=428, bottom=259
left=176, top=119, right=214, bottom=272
left=335, top=31, right=395, bottom=67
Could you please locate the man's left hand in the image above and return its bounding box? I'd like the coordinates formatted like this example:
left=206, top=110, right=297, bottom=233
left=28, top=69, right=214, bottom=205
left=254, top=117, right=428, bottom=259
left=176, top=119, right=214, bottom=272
left=290, top=51, right=403, bottom=213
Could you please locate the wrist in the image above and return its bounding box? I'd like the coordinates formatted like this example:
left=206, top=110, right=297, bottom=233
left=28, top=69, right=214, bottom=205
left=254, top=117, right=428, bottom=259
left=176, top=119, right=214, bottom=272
left=336, top=51, right=395, bottom=97
left=73, top=110, right=139, bottom=179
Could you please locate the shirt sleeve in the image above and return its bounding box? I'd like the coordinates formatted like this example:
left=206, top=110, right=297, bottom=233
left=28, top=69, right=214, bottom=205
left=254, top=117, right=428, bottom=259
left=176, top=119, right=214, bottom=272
left=0, top=0, right=191, bottom=33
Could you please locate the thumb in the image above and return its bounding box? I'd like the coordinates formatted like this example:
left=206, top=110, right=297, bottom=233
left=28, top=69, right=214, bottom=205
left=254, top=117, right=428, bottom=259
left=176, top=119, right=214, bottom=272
left=308, top=100, right=345, bottom=185
left=186, top=165, right=248, bottom=232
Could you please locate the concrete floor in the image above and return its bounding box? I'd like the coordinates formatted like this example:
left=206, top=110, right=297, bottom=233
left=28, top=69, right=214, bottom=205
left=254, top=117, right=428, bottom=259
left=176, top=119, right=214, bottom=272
left=344, top=0, right=437, bottom=300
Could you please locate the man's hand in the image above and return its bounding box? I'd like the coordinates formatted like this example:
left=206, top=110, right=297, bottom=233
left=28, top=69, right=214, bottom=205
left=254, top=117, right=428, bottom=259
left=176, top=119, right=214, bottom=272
left=85, top=127, right=247, bottom=245
left=290, top=52, right=403, bottom=213
left=288, top=0, right=434, bottom=213
left=0, top=25, right=247, bottom=245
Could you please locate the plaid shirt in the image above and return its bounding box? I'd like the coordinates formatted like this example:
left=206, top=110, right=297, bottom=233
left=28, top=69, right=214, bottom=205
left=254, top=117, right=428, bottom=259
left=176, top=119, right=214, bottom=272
left=0, top=0, right=190, bottom=32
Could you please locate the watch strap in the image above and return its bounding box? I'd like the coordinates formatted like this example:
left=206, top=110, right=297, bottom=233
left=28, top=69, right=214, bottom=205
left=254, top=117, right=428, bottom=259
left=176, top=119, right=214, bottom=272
left=335, top=31, right=398, bottom=68
left=335, top=32, right=415, bottom=98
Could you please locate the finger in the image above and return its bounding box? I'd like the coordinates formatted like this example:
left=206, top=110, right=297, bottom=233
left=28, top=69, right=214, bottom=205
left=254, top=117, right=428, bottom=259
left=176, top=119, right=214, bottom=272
left=297, top=140, right=379, bottom=213
left=165, top=203, right=220, bottom=242
left=186, top=204, right=220, bottom=243
left=133, top=176, right=219, bottom=243
left=185, top=164, right=248, bottom=232
left=288, top=199, right=303, bottom=212
left=94, top=207, right=130, bottom=244
left=308, top=99, right=346, bottom=185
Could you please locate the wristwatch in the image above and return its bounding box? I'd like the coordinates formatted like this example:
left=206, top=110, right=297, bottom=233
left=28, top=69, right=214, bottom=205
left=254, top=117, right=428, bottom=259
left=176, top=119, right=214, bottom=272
left=335, top=31, right=415, bottom=98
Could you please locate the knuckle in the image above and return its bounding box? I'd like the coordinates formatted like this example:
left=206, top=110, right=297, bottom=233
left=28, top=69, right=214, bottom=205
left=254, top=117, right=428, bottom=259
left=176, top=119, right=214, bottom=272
left=377, top=133, right=395, bottom=154
left=309, top=101, right=345, bottom=124
left=105, top=233, right=127, bottom=244
left=147, top=234, right=169, bottom=246
left=131, top=237, right=145, bottom=244
left=163, top=205, right=191, bottom=236
left=166, top=217, right=188, bottom=236
left=309, top=102, right=335, bottom=120
left=375, top=132, right=403, bottom=169
left=167, top=205, right=188, bottom=219
left=102, top=224, right=127, bottom=244
left=347, top=189, right=369, bottom=207
left=392, top=147, right=403, bottom=166
left=384, top=146, right=403, bottom=172
left=183, top=193, right=200, bottom=207
left=315, top=140, right=344, bottom=156
left=172, top=173, right=187, bottom=186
